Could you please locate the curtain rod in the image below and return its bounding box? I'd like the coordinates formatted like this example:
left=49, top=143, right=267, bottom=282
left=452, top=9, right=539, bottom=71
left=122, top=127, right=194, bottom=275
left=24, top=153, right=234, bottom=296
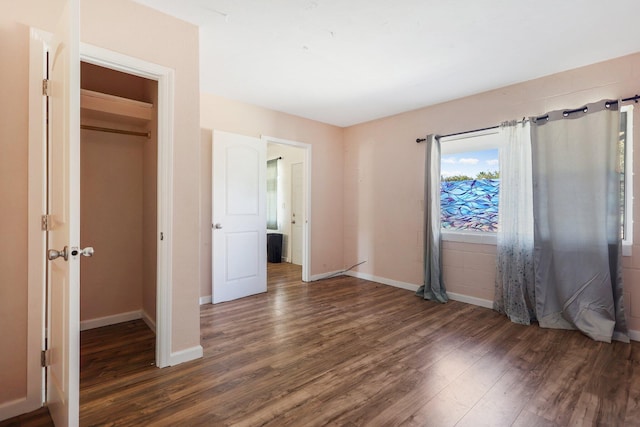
left=81, top=124, right=151, bottom=139
left=268, top=156, right=282, bottom=161
left=415, top=94, right=640, bottom=143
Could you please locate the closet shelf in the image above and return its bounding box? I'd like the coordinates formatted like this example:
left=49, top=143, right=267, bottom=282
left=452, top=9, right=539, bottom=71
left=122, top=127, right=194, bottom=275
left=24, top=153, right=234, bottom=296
left=81, top=89, right=154, bottom=126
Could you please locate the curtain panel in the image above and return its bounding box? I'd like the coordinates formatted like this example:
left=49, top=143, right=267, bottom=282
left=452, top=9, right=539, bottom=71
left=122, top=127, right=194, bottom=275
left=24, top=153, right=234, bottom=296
left=494, top=121, right=536, bottom=325
left=531, top=101, right=628, bottom=342
left=416, top=134, right=448, bottom=303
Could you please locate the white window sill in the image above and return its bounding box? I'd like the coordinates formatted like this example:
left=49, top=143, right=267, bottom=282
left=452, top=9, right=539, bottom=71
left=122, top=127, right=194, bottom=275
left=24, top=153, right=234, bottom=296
left=441, top=230, right=497, bottom=245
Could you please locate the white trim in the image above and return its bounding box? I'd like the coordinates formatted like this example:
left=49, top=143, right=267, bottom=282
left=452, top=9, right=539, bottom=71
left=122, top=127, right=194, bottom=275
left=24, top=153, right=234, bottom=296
left=310, top=270, right=344, bottom=282
left=0, top=398, right=38, bottom=423
left=345, top=271, right=420, bottom=292
left=629, top=329, right=640, bottom=342
left=169, top=345, right=204, bottom=366
left=141, top=310, right=156, bottom=334
left=26, top=28, right=50, bottom=415
left=79, top=311, right=142, bottom=331
left=447, top=292, right=494, bottom=309
left=261, top=135, right=312, bottom=283
left=199, top=296, right=212, bottom=305
left=345, top=272, right=494, bottom=310
left=79, top=43, right=175, bottom=368
left=442, top=230, right=497, bottom=245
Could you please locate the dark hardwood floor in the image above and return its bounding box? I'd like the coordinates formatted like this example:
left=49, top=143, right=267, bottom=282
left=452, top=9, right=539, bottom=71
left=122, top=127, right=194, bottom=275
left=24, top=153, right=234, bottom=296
left=3, top=262, right=640, bottom=426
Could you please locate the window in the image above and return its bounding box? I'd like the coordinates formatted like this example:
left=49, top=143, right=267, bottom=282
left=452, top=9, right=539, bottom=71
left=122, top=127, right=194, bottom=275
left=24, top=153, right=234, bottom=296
left=621, top=105, right=634, bottom=255
left=440, top=129, right=502, bottom=240
left=266, top=158, right=278, bottom=230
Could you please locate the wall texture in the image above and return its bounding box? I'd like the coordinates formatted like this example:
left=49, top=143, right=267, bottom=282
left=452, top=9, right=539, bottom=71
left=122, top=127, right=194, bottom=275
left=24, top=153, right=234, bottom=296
left=343, top=52, right=640, bottom=334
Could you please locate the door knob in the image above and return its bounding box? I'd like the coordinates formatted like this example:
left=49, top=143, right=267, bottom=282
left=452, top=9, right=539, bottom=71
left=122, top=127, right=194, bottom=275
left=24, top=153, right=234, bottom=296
left=214, top=223, right=223, bottom=229
left=48, top=246, right=69, bottom=261
left=70, top=247, right=94, bottom=257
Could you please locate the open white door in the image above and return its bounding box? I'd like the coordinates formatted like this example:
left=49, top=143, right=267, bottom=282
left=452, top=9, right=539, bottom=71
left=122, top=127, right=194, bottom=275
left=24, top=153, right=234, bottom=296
left=46, top=0, right=80, bottom=425
left=212, top=131, right=267, bottom=303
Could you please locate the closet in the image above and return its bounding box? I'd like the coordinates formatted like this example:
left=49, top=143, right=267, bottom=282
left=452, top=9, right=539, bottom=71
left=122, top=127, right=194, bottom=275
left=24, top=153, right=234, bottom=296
left=79, top=62, right=158, bottom=346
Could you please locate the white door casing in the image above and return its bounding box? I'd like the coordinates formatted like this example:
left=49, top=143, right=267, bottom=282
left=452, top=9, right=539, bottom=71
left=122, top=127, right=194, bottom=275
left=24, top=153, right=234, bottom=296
left=79, top=43, right=177, bottom=368
left=212, top=131, right=267, bottom=303
left=291, top=162, right=304, bottom=266
left=47, top=0, right=81, bottom=425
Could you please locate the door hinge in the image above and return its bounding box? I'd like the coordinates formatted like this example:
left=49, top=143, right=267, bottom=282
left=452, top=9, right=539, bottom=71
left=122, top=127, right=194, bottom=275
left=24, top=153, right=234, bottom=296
left=41, top=214, right=52, bottom=231
left=42, top=79, right=49, bottom=96
left=41, top=349, right=51, bottom=367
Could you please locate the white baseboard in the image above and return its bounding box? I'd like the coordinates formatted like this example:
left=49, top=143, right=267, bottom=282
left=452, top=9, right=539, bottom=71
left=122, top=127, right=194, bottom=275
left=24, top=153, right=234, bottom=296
left=629, top=329, right=640, bottom=342
left=345, top=271, right=420, bottom=292
left=447, top=292, right=494, bottom=309
left=199, top=295, right=212, bottom=305
left=80, top=310, right=142, bottom=331
left=310, top=270, right=348, bottom=282
left=141, top=310, right=156, bottom=334
left=169, top=345, right=203, bottom=366
left=0, top=397, right=40, bottom=422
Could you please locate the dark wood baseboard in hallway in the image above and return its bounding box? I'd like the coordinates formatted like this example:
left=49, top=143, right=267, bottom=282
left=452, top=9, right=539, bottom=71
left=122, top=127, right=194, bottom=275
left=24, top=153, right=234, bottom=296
left=4, top=262, right=640, bottom=426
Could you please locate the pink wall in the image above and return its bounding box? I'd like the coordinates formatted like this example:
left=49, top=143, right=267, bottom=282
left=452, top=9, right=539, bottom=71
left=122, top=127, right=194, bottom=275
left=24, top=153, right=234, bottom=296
left=199, top=94, right=345, bottom=297
left=0, top=17, right=29, bottom=405
left=80, top=130, right=144, bottom=320
left=344, top=52, right=640, bottom=333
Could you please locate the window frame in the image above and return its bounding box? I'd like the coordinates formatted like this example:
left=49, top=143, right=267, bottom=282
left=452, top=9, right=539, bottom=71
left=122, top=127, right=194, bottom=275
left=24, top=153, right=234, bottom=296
left=440, top=128, right=503, bottom=245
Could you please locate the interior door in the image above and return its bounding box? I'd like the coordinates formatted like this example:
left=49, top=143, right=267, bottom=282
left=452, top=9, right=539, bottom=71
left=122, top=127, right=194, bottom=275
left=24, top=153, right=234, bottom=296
left=291, top=162, right=303, bottom=266
left=47, top=0, right=80, bottom=425
left=212, top=131, right=267, bottom=303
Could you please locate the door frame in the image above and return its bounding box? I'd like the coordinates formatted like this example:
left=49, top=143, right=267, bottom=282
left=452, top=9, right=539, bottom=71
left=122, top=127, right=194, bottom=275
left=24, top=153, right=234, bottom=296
left=79, top=43, right=175, bottom=368
left=27, top=36, right=175, bottom=418
left=261, top=136, right=312, bottom=282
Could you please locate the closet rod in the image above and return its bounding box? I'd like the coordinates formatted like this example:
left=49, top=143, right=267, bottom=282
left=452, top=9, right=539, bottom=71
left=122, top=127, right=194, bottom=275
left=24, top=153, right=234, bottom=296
left=81, top=124, right=150, bottom=139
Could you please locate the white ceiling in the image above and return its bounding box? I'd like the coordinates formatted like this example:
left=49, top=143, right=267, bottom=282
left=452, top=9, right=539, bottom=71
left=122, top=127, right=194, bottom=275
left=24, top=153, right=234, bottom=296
left=133, top=0, right=640, bottom=127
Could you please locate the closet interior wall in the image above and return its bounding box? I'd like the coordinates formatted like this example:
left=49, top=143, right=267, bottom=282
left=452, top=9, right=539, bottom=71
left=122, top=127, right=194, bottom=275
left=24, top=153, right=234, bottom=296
left=79, top=62, right=158, bottom=331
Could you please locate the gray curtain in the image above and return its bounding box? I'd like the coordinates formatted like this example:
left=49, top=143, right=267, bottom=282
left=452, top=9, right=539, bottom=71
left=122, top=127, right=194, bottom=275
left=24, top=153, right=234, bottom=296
left=494, top=121, right=536, bottom=324
left=416, top=134, right=448, bottom=303
left=531, top=101, right=629, bottom=343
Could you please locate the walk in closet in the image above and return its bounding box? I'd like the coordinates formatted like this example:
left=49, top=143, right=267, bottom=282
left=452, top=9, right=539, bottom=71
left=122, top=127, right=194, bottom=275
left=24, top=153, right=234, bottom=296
left=79, top=62, right=158, bottom=342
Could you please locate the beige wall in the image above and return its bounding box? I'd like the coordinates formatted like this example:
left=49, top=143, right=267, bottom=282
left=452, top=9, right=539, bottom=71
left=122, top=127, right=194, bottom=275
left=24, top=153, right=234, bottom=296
left=0, top=0, right=200, bottom=413
left=80, top=130, right=144, bottom=320
left=0, top=17, right=30, bottom=405
left=343, top=52, right=640, bottom=332
left=199, top=94, right=344, bottom=298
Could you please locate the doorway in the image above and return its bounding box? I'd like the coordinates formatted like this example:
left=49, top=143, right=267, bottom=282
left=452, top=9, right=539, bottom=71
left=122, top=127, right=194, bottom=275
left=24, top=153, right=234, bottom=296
left=265, top=139, right=309, bottom=281
left=79, top=61, right=158, bottom=347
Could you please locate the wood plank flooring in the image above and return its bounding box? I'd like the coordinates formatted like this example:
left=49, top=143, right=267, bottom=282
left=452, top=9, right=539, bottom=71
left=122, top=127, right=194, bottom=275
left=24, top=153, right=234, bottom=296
left=3, top=262, right=640, bottom=426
